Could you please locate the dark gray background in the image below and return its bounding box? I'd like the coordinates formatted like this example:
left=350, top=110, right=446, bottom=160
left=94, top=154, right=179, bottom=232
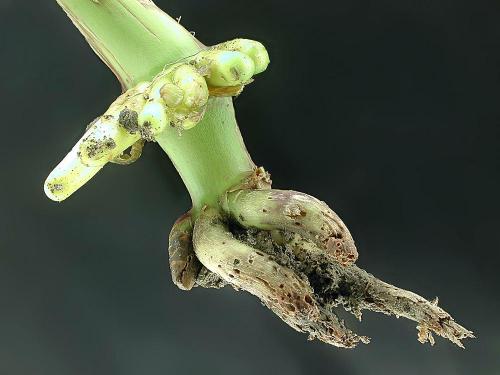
left=1, top=1, right=499, bottom=374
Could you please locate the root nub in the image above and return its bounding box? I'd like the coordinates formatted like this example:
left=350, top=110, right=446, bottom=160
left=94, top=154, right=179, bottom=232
left=168, top=212, right=202, bottom=290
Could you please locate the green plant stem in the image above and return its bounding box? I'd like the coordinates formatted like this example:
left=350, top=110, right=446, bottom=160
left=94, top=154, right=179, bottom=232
left=57, top=0, right=256, bottom=213
left=155, top=101, right=254, bottom=214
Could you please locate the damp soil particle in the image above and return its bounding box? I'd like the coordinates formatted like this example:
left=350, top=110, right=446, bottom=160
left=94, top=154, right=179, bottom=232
left=84, top=136, right=116, bottom=159
left=139, top=120, right=155, bottom=141
left=196, top=266, right=227, bottom=289
left=47, top=182, right=63, bottom=194
left=118, top=108, right=139, bottom=133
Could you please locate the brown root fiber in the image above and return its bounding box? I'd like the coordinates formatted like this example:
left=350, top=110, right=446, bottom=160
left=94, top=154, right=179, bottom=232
left=111, top=139, right=145, bottom=165
left=168, top=212, right=202, bottom=290
left=188, top=206, right=473, bottom=349
left=222, top=189, right=358, bottom=266
left=193, top=207, right=366, bottom=348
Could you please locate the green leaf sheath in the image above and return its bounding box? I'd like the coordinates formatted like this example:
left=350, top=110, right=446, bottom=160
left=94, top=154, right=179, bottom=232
left=56, top=0, right=202, bottom=88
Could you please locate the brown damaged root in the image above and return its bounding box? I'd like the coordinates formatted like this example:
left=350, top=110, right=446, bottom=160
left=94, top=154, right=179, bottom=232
left=270, top=233, right=474, bottom=348
left=167, top=212, right=202, bottom=290
left=193, top=207, right=365, bottom=348
left=167, top=188, right=473, bottom=348
left=222, top=189, right=358, bottom=266
left=168, top=211, right=227, bottom=290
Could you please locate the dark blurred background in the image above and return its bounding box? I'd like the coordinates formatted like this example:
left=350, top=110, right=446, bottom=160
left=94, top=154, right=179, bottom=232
left=1, top=0, right=499, bottom=374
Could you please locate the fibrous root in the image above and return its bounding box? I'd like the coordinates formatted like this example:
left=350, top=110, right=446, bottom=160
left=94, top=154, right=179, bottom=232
left=168, top=181, right=474, bottom=348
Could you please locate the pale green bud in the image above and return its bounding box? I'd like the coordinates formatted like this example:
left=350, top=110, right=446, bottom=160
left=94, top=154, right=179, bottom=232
left=160, top=83, right=184, bottom=107
left=217, top=39, right=270, bottom=74
left=171, top=64, right=209, bottom=111
left=147, top=70, right=174, bottom=101
left=197, top=50, right=255, bottom=87
left=138, top=101, right=169, bottom=139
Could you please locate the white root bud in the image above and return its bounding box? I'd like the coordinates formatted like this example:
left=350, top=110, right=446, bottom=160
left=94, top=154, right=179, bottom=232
left=44, top=142, right=104, bottom=202
left=138, top=101, right=169, bottom=140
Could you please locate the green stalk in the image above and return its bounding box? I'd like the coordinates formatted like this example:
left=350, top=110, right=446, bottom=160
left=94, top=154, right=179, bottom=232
left=155, top=100, right=254, bottom=213
left=57, top=0, right=256, bottom=213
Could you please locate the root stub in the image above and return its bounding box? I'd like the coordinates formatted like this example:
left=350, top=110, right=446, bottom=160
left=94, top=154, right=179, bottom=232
left=168, top=212, right=202, bottom=290
left=308, top=264, right=474, bottom=348
left=222, top=189, right=358, bottom=266
left=187, top=205, right=473, bottom=348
